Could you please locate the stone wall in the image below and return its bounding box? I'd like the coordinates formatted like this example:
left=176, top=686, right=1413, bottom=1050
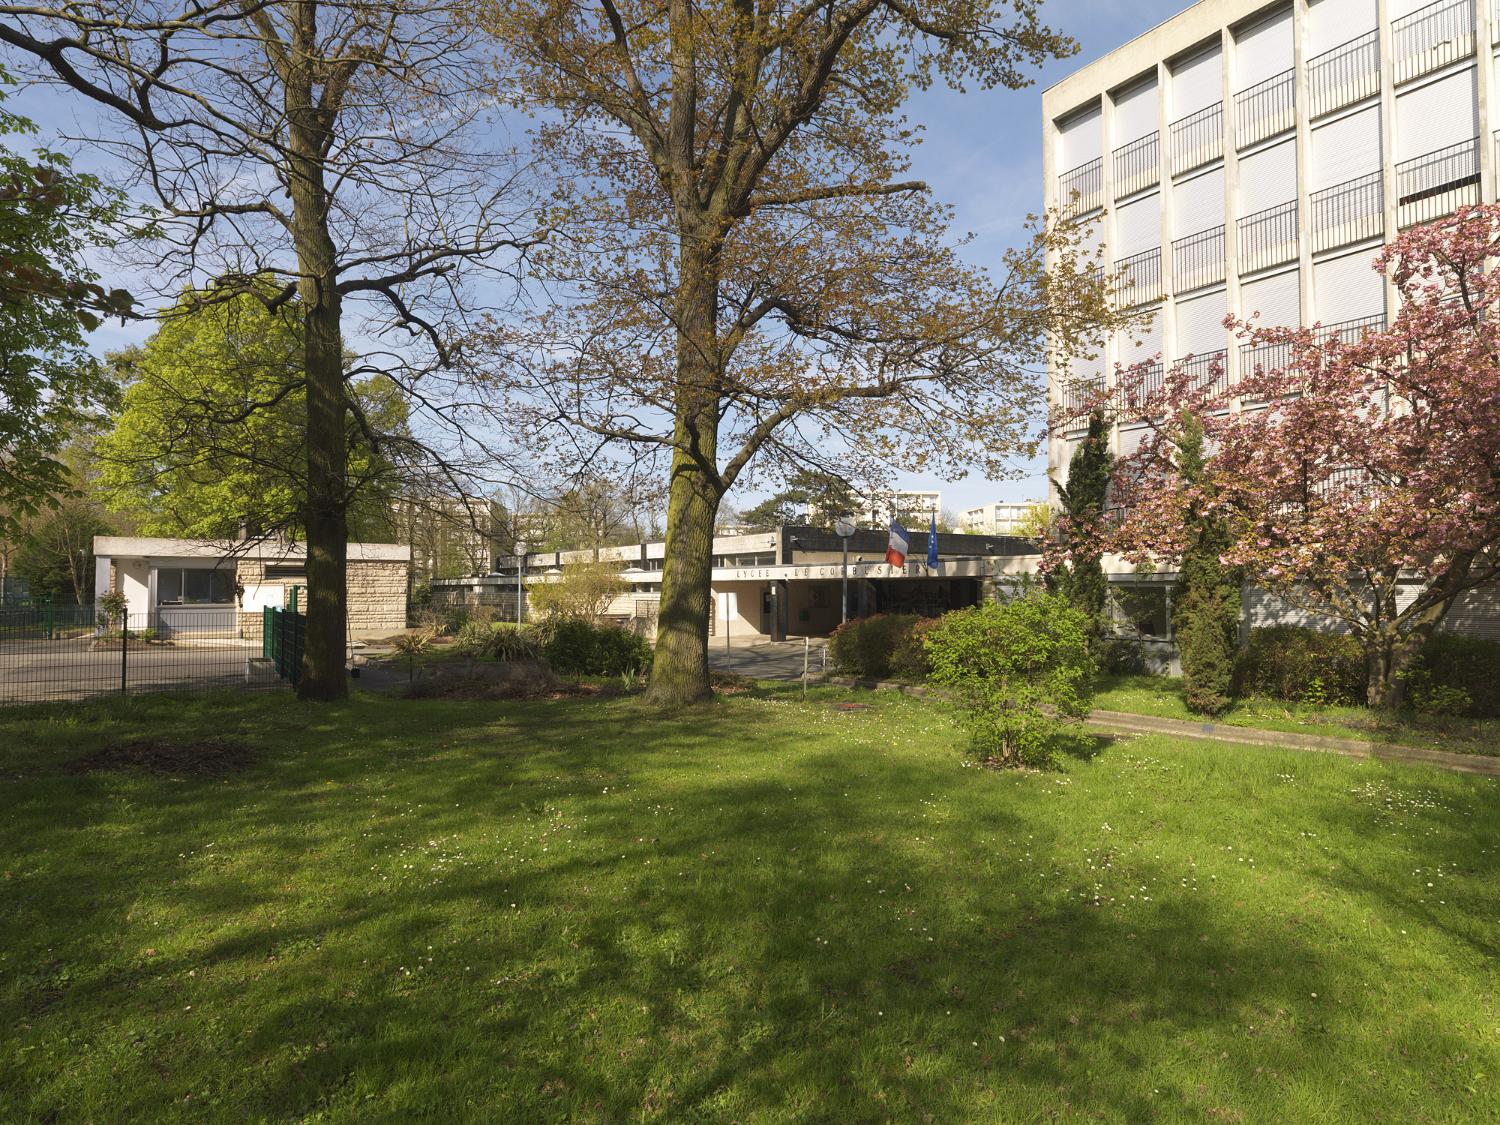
left=235, top=557, right=409, bottom=639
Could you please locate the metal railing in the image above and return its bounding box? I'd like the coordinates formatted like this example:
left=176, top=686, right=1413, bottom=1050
left=1113, top=131, right=1160, bottom=198
left=1235, top=69, right=1295, bottom=149
left=1396, top=138, right=1480, bottom=227
left=1308, top=30, right=1380, bottom=118
left=1320, top=313, right=1385, bottom=344
left=1172, top=225, right=1226, bottom=292
left=1058, top=157, right=1103, bottom=212
left=1310, top=172, right=1384, bottom=252
left=1113, top=247, right=1163, bottom=307
left=1179, top=350, right=1231, bottom=396
left=1060, top=376, right=1105, bottom=414
left=1238, top=339, right=1295, bottom=401
left=1169, top=102, right=1224, bottom=176
left=1116, top=360, right=1166, bottom=413
left=0, top=607, right=283, bottom=704
left=1393, top=0, right=1475, bottom=84
left=264, top=606, right=305, bottom=685
left=1237, top=200, right=1299, bottom=274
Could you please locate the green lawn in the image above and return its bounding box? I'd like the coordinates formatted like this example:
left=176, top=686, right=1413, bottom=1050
left=2, top=686, right=1498, bottom=1121
left=1096, top=674, right=1500, bottom=757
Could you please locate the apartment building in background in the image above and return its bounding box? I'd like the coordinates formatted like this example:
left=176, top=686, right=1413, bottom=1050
left=1043, top=0, right=1496, bottom=480
left=958, top=501, right=1043, bottom=536
left=1040, top=0, right=1500, bottom=651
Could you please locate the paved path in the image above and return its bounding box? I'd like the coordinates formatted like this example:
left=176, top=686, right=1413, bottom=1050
left=707, top=637, right=829, bottom=681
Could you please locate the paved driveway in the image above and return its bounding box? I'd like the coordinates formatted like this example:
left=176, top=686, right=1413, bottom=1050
left=0, top=639, right=281, bottom=704
left=706, top=637, right=829, bottom=681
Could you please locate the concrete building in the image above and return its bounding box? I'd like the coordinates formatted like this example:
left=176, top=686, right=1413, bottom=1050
left=431, top=525, right=1040, bottom=641
left=959, top=501, right=1043, bottom=536
left=93, top=537, right=411, bottom=639
left=1042, top=0, right=1500, bottom=647
left=805, top=489, right=943, bottom=528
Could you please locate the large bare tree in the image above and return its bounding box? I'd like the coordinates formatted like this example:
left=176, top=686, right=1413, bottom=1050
left=0, top=0, right=537, bottom=698
left=473, top=0, right=1122, bottom=704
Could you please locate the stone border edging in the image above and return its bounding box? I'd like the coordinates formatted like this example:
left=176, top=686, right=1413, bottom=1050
left=826, top=677, right=1500, bottom=779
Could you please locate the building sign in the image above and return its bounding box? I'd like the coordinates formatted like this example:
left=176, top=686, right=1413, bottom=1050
left=712, top=561, right=982, bottom=582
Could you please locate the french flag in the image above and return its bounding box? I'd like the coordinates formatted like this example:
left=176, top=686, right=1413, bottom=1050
left=885, top=519, right=910, bottom=567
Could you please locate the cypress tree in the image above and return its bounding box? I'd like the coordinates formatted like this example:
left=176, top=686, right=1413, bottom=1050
left=1172, top=412, right=1242, bottom=714
left=1054, top=411, right=1113, bottom=628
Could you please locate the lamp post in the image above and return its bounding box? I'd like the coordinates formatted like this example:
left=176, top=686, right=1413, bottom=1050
left=515, top=541, right=527, bottom=625
left=833, top=517, right=856, bottom=625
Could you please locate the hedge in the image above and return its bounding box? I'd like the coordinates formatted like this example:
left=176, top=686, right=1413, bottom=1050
left=1232, top=626, right=1365, bottom=706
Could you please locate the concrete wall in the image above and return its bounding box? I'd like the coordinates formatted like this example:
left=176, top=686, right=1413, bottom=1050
left=235, top=557, right=409, bottom=639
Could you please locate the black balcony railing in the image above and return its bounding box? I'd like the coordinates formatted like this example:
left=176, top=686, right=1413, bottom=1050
left=1393, top=0, right=1475, bottom=84
left=1235, top=69, right=1295, bottom=149
left=1169, top=102, right=1224, bottom=176
left=1113, top=131, right=1160, bottom=198
left=1396, top=138, right=1480, bottom=227
left=1320, top=313, right=1385, bottom=345
left=1238, top=339, right=1295, bottom=400
left=1307, top=30, right=1380, bottom=119
left=1113, top=247, right=1163, bottom=307
left=1237, top=200, right=1299, bottom=274
left=1126, top=360, right=1166, bottom=406
left=1310, top=172, right=1384, bottom=252
left=1172, top=225, right=1226, bottom=292
left=1179, top=350, right=1231, bottom=397
left=1058, top=157, right=1103, bottom=212
left=1060, top=376, right=1105, bottom=415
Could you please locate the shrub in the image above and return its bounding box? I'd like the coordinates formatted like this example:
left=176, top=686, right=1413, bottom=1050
left=453, top=620, right=542, bottom=662
left=1233, top=626, right=1365, bottom=706
left=1094, top=634, right=1147, bottom=675
left=1406, top=633, right=1500, bottom=717
left=827, top=614, right=920, bottom=680
left=535, top=617, right=652, bottom=677
left=890, top=616, right=943, bottom=681
left=923, top=593, right=1096, bottom=769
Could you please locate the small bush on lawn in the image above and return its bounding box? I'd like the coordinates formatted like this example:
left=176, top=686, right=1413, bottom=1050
left=454, top=621, right=542, bottom=662
left=923, top=593, right=1096, bottom=769
left=828, top=614, right=920, bottom=679
left=889, top=616, right=944, bottom=681
left=1405, top=634, right=1500, bottom=717
left=1233, top=626, right=1365, bottom=707
left=534, top=617, right=652, bottom=677
left=1094, top=634, right=1147, bottom=675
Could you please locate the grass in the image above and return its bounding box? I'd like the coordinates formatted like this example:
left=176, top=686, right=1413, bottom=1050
left=1095, top=674, right=1500, bottom=757
left=2, top=685, right=1499, bottom=1121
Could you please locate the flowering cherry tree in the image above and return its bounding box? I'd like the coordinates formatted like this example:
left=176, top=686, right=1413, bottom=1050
left=1055, top=204, right=1500, bottom=708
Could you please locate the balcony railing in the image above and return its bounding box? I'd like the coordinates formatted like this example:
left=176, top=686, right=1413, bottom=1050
left=1235, top=69, right=1295, bottom=149
left=1058, top=157, right=1103, bottom=213
left=1310, top=172, right=1384, bottom=252
left=1113, top=247, right=1163, bottom=307
left=1396, top=138, right=1480, bottom=227
left=1238, top=339, right=1295, bottom=401
left=1307, top=30, right=1380, bottom=119
left=1172, top=225, right=1226, bottom=292
left=1393, top=0, right=1475, bottom=84
left=1179, top=350, right=1231, bottom=397
left=1060, top=377, right=1105, bottom=415
left=1119, top=360, right=1167, bottom=411
left=1169, top=103, right=1224, bottom=176
left=1237, top=200, right=1299, bottom=274
left=1320, top=313, right=1385, bottom=345
left=1113, top=132, right=1160, bottom=198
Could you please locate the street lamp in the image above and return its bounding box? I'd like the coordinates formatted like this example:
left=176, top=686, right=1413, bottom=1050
left=515, top=541, right=527, bottom=624
left=833, top=516, right=856, bottom=625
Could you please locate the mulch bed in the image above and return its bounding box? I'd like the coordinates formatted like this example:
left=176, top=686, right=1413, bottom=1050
left=67, top=739, right=257, bottom=775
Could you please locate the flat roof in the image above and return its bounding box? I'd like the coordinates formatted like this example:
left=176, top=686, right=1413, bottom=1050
left=94, top=536, right=411, bottom=563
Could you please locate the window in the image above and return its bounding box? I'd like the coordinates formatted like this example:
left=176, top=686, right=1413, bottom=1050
left=1113, top=585, right=1171, bottom=638
left=156, top=567, right=235, bottom=605
left=264, top=564, right=306, bottom=580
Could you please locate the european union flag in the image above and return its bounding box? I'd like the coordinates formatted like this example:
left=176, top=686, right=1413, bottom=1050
left=927, top=512, right=939, bottom=570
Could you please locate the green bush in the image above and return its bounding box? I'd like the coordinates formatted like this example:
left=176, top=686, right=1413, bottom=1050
left=1232, top=627, right=1365, bottom=706
left=1094, top=634, right=1147, bottom=675
left=1406, top=633, right=1500, bottom=717
left=535, top=617, right=652, bottom=677
left=923, top=593, right=1096, bottom=769
left=889, top=616, right=943, bottom=681
left=453, top=620, right=542, bottom=662
left=827, top=614, right=920, bottom=680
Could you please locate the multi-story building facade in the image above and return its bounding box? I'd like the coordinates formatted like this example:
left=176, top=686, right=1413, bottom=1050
left=958, top=501, right=1043, bottom=536
left=1043, top=0, right=1493, bottom=481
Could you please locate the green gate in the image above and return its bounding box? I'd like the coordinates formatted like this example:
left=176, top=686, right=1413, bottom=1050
left=262, top=606, right=306, bottom=685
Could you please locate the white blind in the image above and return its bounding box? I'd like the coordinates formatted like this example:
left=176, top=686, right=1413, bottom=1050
left=1309, top=104, right=1382, bottom=191
left=1117, top=425, right=1150, bottom=457
left=1240, top=269, right=1301, bottom=328
left=1176, top=289, right=1229, bottom=357
left=1395, top=68, right=1478, bottom=161
left=1059, top=105, right=1103, bottom=169
left=1114, top=192, right=1161, bottom=256
left=1238, top=139, right=1297, bottom=215
left=1173, top=166, right=1225, bottom=235
left=1388, top=0, right=1436, bottom=17
left=1171, top=46, right=1223, bottom=119
left=1113, top=77, right=1159, bottom=145
left=1314, top=250, right=1385, bottom=324
left=1235, top=7, right=1293, bottom=90
left=1120, top=305, right=1164, bottom=363
left=1306, top=0, right=1378, bottom=56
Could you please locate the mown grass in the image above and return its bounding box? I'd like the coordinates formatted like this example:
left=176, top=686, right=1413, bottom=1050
left=1096, top=674, right=1500, bottom=757
left=2, top=685, right=1498, bottom=1121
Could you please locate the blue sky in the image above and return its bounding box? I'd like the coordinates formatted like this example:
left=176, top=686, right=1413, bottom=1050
left=873, top=0, right=1188, bottom=515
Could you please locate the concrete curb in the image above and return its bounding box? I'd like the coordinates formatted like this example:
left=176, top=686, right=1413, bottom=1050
left=827, top=677, right=1500, bottom=779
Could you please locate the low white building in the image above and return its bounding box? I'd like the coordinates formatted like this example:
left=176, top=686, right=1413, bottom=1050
left=92, top=536, right=411, bottom=638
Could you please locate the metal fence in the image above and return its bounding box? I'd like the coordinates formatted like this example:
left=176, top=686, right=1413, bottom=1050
left=1238, top=200, right=1299, bottom=274
left=1308, top=30, right=1380, bottom=119
left=1172, top=225, right=1226, bottom=292
left=1310, top=172, right=1384, bottom=253
left=1396, top=138, right=1480, bottom=228
left=1235, top=69, right=1295, bottom=149
left=1112, top=131, right=1159, bottom=199
left=1169, top=102, right=1223, bottom=176
left=1058, top=157, right=1103, bottom=213
left=1113, top=247, right=1163, bottom=307
left=0, top=605, right=285, bottom=705
left=1393, top=0, right=1475, bottom=84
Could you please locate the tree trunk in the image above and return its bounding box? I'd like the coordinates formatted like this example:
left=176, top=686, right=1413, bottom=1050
left=286, top=22, right=349, bottom=702
left=644, top=453, right=720, bottom=705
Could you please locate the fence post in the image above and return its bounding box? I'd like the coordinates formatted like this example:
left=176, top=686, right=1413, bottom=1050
left=43, top=593, right=53, bottom=641
left=119, top=607, right=128, bottom=695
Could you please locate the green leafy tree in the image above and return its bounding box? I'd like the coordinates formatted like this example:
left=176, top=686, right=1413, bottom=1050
left=11, top=494, right=112, bottom=604
left=97, top=284, right=407, bottom=540
left=1170, top=413, right=1242, bottom=715
left=527, top=559, right=631, bottom=622
left=0, top=76, right=134, bottom=537
left=1051, top=412, right=1112, bottom=627
left=923, top=592, right=1096, bottom=768
left=742, top=470, right=858, bottom=529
